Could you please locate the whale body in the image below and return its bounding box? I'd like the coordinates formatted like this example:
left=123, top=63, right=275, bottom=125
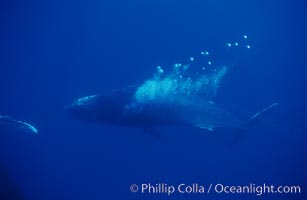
left=66, top=85, right=277, bottom=133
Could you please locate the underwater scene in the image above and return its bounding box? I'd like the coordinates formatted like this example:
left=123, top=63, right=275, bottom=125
left=0, top=0, right=306, bottom=199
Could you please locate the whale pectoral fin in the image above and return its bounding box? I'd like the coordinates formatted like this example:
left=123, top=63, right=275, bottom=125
left=246, top=102, right=278, bottom=128
left=230, top=103, right=278, bottom=146
left=142, top=127, right=166, bottom=141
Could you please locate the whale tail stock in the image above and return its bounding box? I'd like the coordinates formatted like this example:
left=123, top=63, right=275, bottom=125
left=231, top=102, right=278, bottom=145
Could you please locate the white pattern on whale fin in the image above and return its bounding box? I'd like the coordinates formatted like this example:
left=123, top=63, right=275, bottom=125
left=0, top=115, right=38, bottom=134
left=246, top=102, right=278, bottom=128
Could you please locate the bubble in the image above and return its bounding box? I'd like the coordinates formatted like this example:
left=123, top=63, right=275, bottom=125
left=201, top=51, right=209, bottom=55
left=246, top=45, right=251, bottom=49
left=157, top=66, right=164, bottom=74
left=174, top=63, right=182, bottom=68
left=183, top=64, right=189, bottom=71
left=243, top=35, right=248, bottom=39
left=133, top=39, right=235, bottom=104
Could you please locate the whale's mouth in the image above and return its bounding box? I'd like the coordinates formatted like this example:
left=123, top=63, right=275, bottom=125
left=65, top=102, right=84, bottom=118
left=65, top=103, right=79, bottom=114
left=65, top=103, right=88, bottom=120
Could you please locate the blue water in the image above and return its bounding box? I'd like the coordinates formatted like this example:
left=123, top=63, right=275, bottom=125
left=0, top=0, right=306, bottom=199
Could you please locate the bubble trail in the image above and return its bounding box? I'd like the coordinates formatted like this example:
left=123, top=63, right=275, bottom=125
left=134, top=52, right=229, bottom=104
left=133, top=35, right=252, bottom=105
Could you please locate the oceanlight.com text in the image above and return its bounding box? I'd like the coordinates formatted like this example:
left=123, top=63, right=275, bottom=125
left=130, top=183, right=301, bottom=196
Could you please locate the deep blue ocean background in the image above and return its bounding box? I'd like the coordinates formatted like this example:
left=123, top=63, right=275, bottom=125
left=0, top=0, right=306, bottom=199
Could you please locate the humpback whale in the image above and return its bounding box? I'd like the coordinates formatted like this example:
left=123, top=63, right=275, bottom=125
left=66, top=44, right=277, bottom=136
left=0, top=115, right=38, bottom=134
left=66, top=85, right=277, bottom=134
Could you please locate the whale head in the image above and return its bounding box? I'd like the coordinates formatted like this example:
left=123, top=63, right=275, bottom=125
left=66, top=92, right=129, bottom=124
left=65, top=95, right=101, bottom=121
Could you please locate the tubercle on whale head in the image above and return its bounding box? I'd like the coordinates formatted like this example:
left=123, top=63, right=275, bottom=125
left=65, top=95, right=100, bottom=121
left=66, top=87, right=140, bottom=124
